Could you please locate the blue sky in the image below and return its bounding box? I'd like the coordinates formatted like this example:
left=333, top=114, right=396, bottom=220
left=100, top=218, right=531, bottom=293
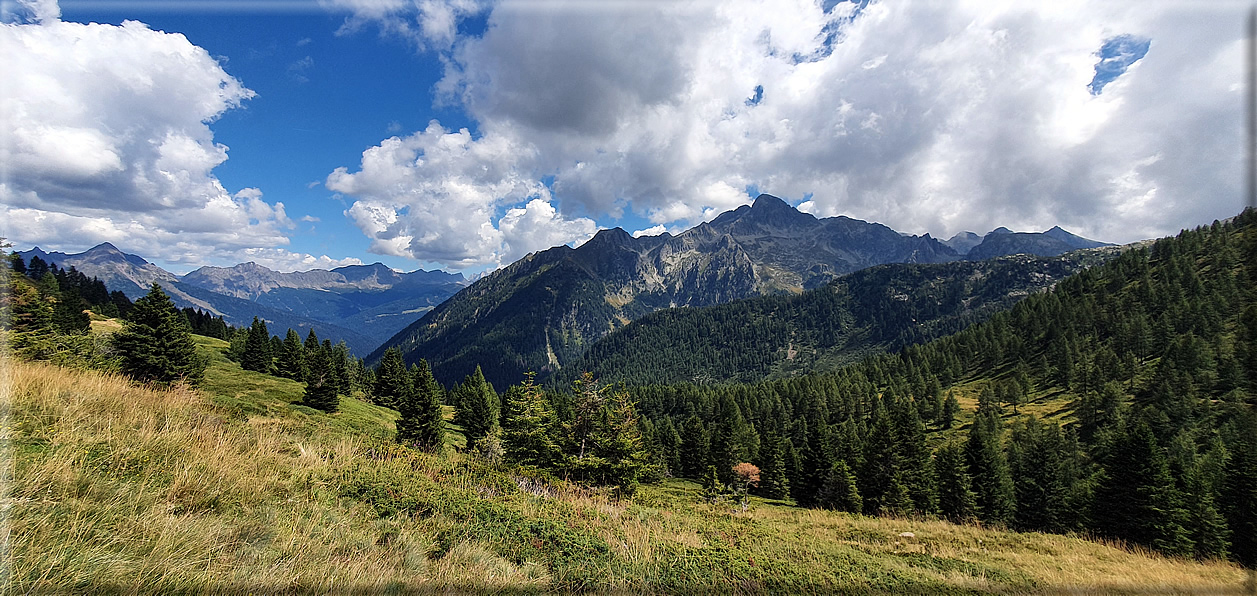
left=1, top=0, right=1249, bottom=274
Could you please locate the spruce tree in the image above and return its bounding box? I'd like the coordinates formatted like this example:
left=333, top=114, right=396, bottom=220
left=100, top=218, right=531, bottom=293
left=817, top=460, right=862, bottom=513
left=274, top=328, right=306, bottom=380
left=1221, top=413, right=1257, bottom=567
left=302, top=340, right=339, bottom=412
left=452, top=365, right=499, bottom=449
left=941, top=390, right=960, bottom=430
left=756, top=429, right=791, bottom=500
left=112, top=283, right=205, bottom=386
left=501, top=374, right=561, bottom=468
left=52, top=287, right=90, bottom=334
left=859, top=399, right=899, bottom=514
left=241, top=316, right=272, bottom=373
left=964, top=408, right=1015, bottom=525
left=679, top=414, right=710, bottom=479
left=935, top=441, right=977, bottom=523
left=374, top=347, right=411, bottom=410
left=398, top=359, right=446, bottom=451
left=1094, top=419, right=1193, bottom=556
left=656, top=417, right=683, bottom=478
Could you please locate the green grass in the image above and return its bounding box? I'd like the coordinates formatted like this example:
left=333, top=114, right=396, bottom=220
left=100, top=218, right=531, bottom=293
left=6, top=335, right=1247, bottom=594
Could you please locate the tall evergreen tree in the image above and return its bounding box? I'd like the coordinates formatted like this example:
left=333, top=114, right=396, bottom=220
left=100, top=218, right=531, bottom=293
left=112, top=283, right=205, bottom=386
left=502, top=374, right=562, bottom=468
left=240, top=316, right=272, bottom=373
left=1094, top=419, right=1193, bottom=556
left=374, top=347, right=411, bottom=410
left=274, top=328, right=306, bottom=380
left=452, top=365, right=499, bottom=448
left=51, top=287, right=90, bottom=335
left=817, top=460, right=862, bottom=513
left=964, top=408, right=1015, bottom=525
left=302, top=340, right=339, bottom=413
left=756, top=428, right=791, bottom=500
left=679, top=414, right=710, bottom=479
left=1008, top=417, right=1071, bottom=533
left=1221, top=413, right=1257, bottom=567
left=397, top=359, right=446, bottom=451
left=935, top=441, right=977, bottom=523
left=859, top=399, right=899, bottom=514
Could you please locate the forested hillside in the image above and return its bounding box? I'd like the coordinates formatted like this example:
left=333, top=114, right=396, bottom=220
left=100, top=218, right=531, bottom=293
left=625, top=209, right=1257, bottom=564
left=564, top=249, right=1118, bottom=385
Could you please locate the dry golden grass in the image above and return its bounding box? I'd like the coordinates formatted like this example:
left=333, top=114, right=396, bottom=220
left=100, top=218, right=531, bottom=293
left=5, top=357, right=1250, bottom=594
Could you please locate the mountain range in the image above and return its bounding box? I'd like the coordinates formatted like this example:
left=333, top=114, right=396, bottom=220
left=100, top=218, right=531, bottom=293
left=371, top=194, right=1111, bottom=389
left=17, top=243, right=465, bottom=355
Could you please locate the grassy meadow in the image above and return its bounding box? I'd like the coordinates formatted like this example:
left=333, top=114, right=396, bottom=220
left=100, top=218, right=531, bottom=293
left=3, top=334, right=1251, bottom=594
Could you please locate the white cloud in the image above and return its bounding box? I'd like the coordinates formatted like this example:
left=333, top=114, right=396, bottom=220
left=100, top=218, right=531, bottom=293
left=0, top=15, right=312, bottom=269
left=332, top=0, right=1245, bottom=261
left=233, top=248, right=365, bottom=273
left=321, top=0, right=485, bottom=50
left=631, top=225, right=668, bottom=238
left=328, top=121, right=596, bottom=268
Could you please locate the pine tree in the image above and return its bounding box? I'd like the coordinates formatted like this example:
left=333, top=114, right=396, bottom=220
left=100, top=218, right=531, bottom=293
left=656, top=417, right=682, bottom=478
left=240, top=316, right=272, bottom=373
left=1183, top=461, right=1231, bottom=560
left=598, top=386, right=651, bottom=496
left=302, top=340, right=339, bottom=412
left=452, top=365, right=499, bottom=449
left=274, top=328, right=306, bottom=380
left=892, top=395, right=936, bottom=514
left=112, top=283, right=205, bottom=386
left=398, top=359, right=445, bottom=451
left=9, top=281, right=54, bottom=332
left=374, top=347, right=411, bottom=410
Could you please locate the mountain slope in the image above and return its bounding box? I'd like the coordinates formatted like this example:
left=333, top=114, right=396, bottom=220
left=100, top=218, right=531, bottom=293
left=8, top=344, right=1244, bottom=593
left=18, top=245, right=465, bottom=354
left=563, top=247, right=1121, bottom=386
left=377, top=195, right=1108, bottom=389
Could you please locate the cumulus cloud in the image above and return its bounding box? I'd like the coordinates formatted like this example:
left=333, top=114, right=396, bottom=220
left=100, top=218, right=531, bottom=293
left=0, top=12, right=324, bottom=269
left=328, top=121, right=596, bottom=268
left=321, top=0, right=485, bottom=50
left=332, top=0, right=1245, bottom=263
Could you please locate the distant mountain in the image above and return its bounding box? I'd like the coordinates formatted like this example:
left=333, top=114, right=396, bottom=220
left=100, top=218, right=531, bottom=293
left=942, top=231, right=983, bottom=255
left=375, top=194, right=1109, bottom=389
left=561, top=248, right=1122, bottom=386
left=17, top=244, right=465, bottom=355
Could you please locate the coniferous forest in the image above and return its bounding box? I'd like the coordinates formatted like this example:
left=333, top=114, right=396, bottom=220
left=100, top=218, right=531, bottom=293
left=617, top=209, right=1257, bottom=564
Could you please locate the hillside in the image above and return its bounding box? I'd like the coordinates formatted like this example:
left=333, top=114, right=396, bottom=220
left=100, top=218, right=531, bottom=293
left=7, top=342, right=1245, bottom=593
left=376, top=194, right=1107, bottom=389
left=564, top=248, right=1120, bottom=386
left=621, top=210, right=1257, bottom=564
